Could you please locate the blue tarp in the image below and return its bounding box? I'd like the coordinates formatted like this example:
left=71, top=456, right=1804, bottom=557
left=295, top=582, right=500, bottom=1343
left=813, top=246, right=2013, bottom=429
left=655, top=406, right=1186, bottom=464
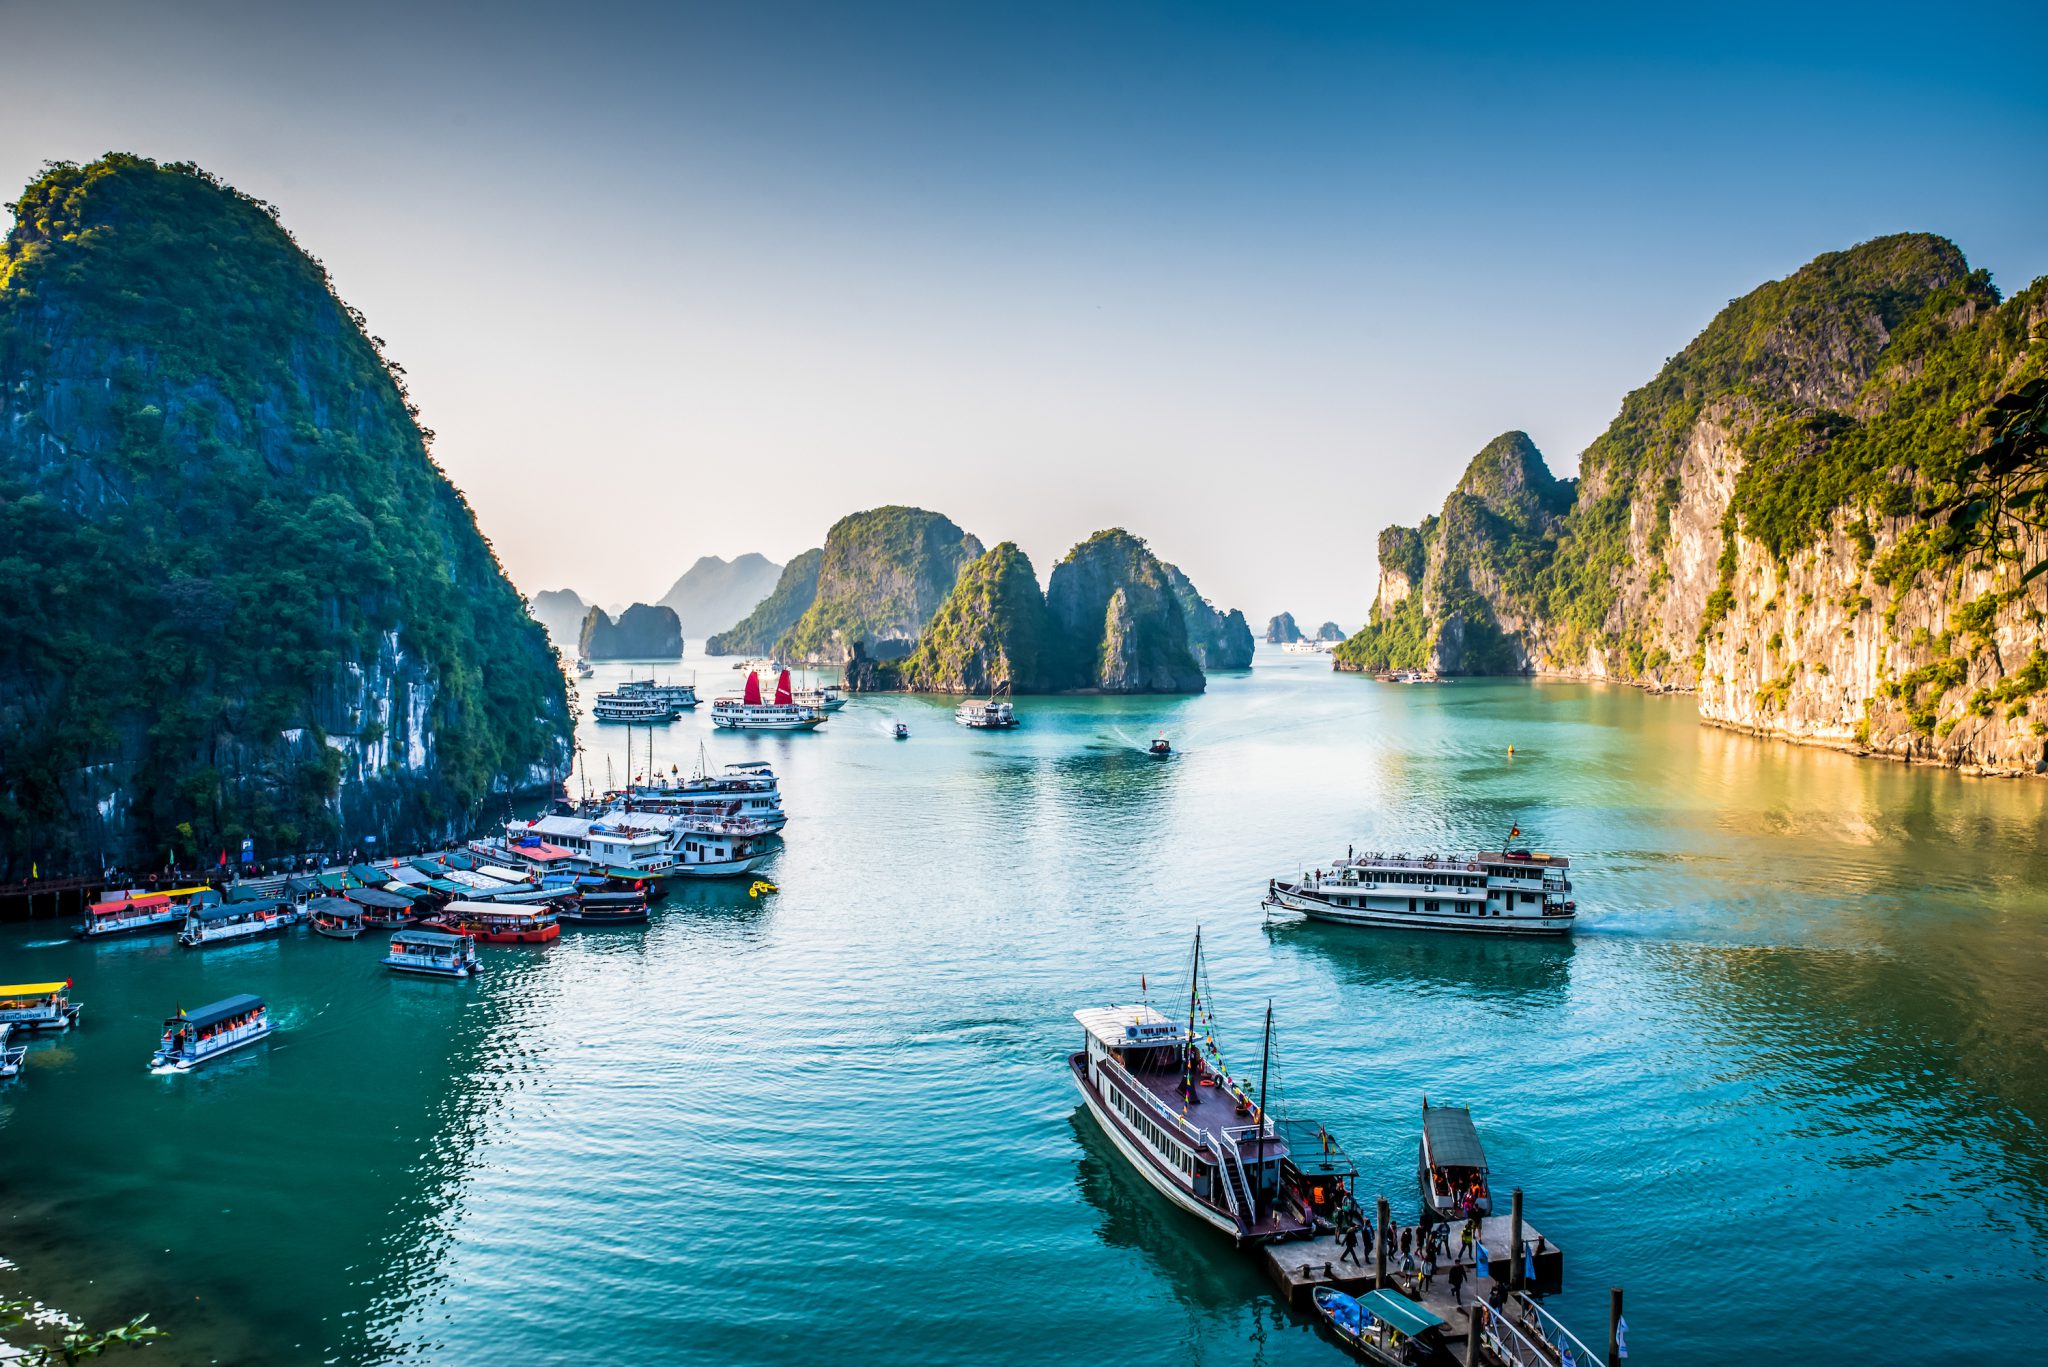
left=179, top=995, right=264, bottom=1030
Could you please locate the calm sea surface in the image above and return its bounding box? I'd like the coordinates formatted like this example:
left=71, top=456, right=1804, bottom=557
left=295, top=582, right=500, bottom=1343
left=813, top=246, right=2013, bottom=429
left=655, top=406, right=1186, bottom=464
left=4, top=648, right=2046, bottom=1364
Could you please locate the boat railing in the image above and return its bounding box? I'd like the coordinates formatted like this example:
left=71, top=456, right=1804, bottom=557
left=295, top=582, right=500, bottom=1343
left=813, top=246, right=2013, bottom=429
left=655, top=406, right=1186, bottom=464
left=1507, top=1292, right=1603, bottom=1367
left=1337, top=854, right=1489, bottom=875
left=1096, top=1056, right=1213, bottom=1150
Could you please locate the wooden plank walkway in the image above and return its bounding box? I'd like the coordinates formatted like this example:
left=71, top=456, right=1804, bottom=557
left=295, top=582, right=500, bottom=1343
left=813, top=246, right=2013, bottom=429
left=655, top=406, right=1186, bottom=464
left=1259, top=1211, right=1563, bottom=1346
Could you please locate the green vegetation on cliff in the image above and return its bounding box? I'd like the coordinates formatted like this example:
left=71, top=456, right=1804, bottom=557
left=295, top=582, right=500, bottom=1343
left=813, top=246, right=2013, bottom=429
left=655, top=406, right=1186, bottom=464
left=0, top=155, right=569, bottom=872
left=778, top=506, right=983, bottom=663
left=1045, top=530, right=1205, bottom=692
left=706, top=548, right=822, bottom=655
left=898, top=542, right=1052, bottom=693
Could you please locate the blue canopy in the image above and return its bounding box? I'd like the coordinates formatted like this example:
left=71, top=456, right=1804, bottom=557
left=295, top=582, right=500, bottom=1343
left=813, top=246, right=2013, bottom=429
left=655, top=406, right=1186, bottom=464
left=179, top=995, right=265, bottom=1030
left=191, top=901, right=277, bottom=922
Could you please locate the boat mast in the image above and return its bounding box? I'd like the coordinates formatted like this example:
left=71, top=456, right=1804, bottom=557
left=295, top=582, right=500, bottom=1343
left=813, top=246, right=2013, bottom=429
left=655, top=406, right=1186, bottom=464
left=1182, top=926, right=1202, bottom=1102
left=1255, top=999, right=1272, bottom=1220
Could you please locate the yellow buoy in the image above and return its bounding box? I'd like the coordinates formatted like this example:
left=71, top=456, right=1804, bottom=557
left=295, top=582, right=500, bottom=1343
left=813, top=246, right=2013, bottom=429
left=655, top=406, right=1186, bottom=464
left=748, top=880, right=778, bottom=898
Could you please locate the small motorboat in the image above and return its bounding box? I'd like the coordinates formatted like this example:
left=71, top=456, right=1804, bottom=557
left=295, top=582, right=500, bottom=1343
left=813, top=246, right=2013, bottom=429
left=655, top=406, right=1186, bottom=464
left=1149, top=735, right=1172, bottom=757
left=149, top=995, right=272, bottom=1073
left=893, top=722, right=910, bottom=740
left=1419, top=1098, right=1492, bottom=1217
left=1313, top=1285, right=1451, bottom=1364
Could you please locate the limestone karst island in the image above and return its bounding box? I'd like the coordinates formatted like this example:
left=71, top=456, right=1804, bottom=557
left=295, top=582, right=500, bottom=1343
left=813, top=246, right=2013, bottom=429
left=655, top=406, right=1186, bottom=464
left=1, top=8, right=2044, bottom=1367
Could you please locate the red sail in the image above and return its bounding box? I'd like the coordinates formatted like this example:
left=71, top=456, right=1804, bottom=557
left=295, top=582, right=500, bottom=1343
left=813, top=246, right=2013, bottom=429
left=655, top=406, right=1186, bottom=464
left=743, top=671, right=762, bottom=705
left=774, top=670, right=794, bottom=705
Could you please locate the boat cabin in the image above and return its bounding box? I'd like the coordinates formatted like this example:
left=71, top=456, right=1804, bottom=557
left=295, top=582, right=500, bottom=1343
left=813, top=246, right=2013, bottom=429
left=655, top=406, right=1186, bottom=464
left=431, top=900, right=561, bottom=944
left=1419, top=1100, right=1492, bottom=1217
left=383, top=929, right=480, bottom=977
left=0, top=981, right=80, bottom=1032
left=179, top=899, right=289, bottom=946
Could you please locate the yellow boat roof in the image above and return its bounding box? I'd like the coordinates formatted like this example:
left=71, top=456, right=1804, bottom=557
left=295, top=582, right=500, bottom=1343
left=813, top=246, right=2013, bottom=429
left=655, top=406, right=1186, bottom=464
left=0, top=981, right=71, bottom=996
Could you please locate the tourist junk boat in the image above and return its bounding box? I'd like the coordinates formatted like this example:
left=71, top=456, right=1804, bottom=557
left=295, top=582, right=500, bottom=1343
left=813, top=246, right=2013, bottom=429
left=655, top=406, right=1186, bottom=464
left=425, top=900, right=561, bottom=944
left=617, top=676, right=699, bottom=710
left=0, top=1024, right=25, bottom=1079
left=0, top=981, right=83, bottom=1032
left=1067, top=931, right=1338, bottom=1246
left=383, top=929, right=480, bottom=977
left=955, top=697, right=1017, bottom=729
left=308, top=897, right=366, bottom=940
left=1312, top=1286, right=1452, bottom=1366
left=1419, top=1098, right=1492, bottom=1218
left=148, top=995, right=271, bottom=1073
left=1263, top=842, right=1576, bottom=938
left=593, top=690, right=679, bottom=723
left=75, top=885, right=216, bottom=938
left=178, top=898, right=292, bottom=947
left=711, top=670, right=826, bottom=730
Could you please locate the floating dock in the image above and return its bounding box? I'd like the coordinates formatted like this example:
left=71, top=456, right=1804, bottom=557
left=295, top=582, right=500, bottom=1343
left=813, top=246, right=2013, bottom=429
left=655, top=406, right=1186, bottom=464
left=1260, top=1210, right=1563, bottom=1342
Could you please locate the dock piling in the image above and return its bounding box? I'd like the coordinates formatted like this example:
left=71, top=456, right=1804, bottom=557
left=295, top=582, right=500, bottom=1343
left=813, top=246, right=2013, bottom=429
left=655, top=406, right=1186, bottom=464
left=1466, top=1305, right=1482, bottom=1367
left=1609, top=1286, right=1624, bottom=1363
left=1509, top=1187, right=1524, bottom=1290
left=1375, top=1195, right=1389, bottom=1289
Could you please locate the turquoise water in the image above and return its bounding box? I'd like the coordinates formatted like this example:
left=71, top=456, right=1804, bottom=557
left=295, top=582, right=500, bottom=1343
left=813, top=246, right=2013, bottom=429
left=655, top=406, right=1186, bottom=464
left=4, top=648, right=2046, bottom=1364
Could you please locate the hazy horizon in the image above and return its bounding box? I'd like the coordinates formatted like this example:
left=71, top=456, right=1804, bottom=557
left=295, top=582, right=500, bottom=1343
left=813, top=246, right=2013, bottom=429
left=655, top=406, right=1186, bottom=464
left=5, top=0, right=2044, bottom=628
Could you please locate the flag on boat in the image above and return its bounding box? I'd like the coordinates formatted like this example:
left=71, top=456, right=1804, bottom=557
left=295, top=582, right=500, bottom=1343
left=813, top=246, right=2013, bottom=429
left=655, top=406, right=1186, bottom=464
left=1615, top=1316, right=1628, bottom=1358
left=1509, top=825, right=1520, bottom=839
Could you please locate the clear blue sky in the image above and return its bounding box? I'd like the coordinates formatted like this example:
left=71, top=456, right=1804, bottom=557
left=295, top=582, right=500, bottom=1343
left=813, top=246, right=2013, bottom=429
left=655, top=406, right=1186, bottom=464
left=4, top=0, right=2044, bottom=626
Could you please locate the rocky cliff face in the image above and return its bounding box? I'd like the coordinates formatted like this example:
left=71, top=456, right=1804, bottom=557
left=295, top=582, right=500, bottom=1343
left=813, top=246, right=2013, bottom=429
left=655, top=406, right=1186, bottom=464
left=779, top=507, right=983, bottom=664
left=1266, top=612, right=1304, bottom=643
left=1045, top=530, right=1205, bottom=693
left=1336, top=234, right=2048, bottom=774
left=1316, top=621, right=1346, bottom=642
left=1163, top=563, right=1254, bottom=669
left=705, top=549, right=822, bottom=656
left=896, top=542, right=1052, bottom=693
left=0, top=155, right=570, bottom=873
left=529, top=588, right=587, bottom=642
left=656, top=552, right=782, bottom=639
left=578, top=603, right=683, bottom=660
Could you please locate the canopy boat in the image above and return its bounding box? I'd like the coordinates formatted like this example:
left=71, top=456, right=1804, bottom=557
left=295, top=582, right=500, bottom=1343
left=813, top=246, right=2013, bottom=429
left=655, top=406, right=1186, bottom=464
left=149, top=994, right=271, bottom=1072
left=77, top=885, right=216, bottom=939
left=178, top=899, right=290, bottom=947
left=1419, top=1099, right=1492, bottom=1218
left=1067, top=930, right=1335, bottom=1246
left=1312, top=1286, right=1452, bottom=1365
left=347, top=884, right=427, bottom=928
left=423, top=900, right=561, bottom=944
left=383, top=929, right=480, bottom=977
left=1149, top=735, right=1172, bottom=756
left=0, top=1023, right=26, bottom=1079
left=559, top=888, right=650, bottom=925
left=893, top=722, right=909, bottom=740
left=0, top=981, right=82, bottom=1032
left=308, top=897, right=366, bottom=939
left=710, top=670, right=826, bottom=730
left=1263, top=845, right=1576, bottom=938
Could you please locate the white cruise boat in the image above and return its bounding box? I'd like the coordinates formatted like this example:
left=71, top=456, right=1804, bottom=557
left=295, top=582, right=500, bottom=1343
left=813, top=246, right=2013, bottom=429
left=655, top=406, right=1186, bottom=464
left=617, top=676, right=699, bottom=709
left=711, top=670, right=825, bottom=731
left=593, top=691, right=679, bottom=723
left=793, top=682, right=847, bottom=712
left=514, top=809, right=774, bottom=879
left=1263, top=846, right=1576, bottom=937
left=626, top=754, right=788, bottom=831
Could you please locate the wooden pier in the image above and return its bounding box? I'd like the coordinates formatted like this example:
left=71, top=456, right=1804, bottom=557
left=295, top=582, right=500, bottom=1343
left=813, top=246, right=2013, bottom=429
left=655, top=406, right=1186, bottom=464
left=1260, top=1209, right=1563, bottom=1345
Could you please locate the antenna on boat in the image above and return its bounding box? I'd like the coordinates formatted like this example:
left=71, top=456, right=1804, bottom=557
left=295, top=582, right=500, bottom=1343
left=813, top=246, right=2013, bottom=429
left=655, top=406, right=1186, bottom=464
left=1255, top=999, right=1273, bottom=1221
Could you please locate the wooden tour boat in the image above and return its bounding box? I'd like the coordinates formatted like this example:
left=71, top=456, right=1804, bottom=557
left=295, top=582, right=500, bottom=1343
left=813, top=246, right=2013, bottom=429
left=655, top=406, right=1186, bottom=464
left=424, top=900, right=561, bottom=944
left=76, top=885, right=216, bottom=939
left=1312, top=1285, right=1452, bottom=1365
left=1419, top=1098, right=1492, bottom=1218
left=149, top=995, right=272, bottom=1073
left=309, top=897, right=367, bottom=939
left=178, top=899, right=292, bottom=947
left=383, top=929, right=480, bottom=977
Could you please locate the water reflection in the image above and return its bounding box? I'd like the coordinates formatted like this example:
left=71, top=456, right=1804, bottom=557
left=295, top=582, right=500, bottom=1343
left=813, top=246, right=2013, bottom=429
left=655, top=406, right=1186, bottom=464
left=1265, top=916, right=1575, bottom=1010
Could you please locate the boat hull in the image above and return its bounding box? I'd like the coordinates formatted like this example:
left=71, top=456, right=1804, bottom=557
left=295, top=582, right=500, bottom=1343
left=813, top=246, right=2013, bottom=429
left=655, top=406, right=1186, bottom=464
left=1, top=1005, right=81, bottom=1033
left=1267, top=886, right=1574, bottom=938
left=666, top=852, right=769, bottom=880
left=1067, top=1054, right=1240, bottom=1241
left=383, top=958, right=476, bottom=977
left=709, top=715, right=825, bottom=730
left=312, top=923, right=364, bottom=940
